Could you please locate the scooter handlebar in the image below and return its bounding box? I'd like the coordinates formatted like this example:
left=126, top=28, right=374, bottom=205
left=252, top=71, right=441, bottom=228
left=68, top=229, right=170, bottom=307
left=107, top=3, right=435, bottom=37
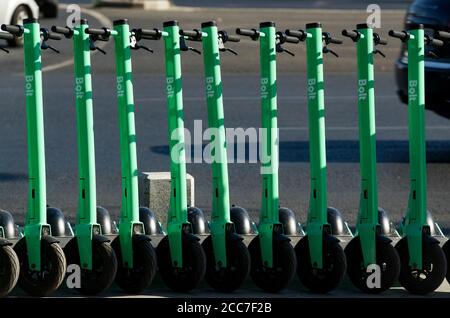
left=135, top=28, right=162, bottom=40
left=389, top=30, right=408, bottom=41
left=47, top=32, right=62, bottom=41
left=235, top=28, right=259, bottom=40
left=1, top=24, right=23, bottom=36
left=376, top=37, right=388, bottom=45
left=277, top=32, right=300, bottom=44
left=0, top=32, right=14, bottom=41
left=51, top=26, right=73, bottom=38
left=437, top=30, right=450, bottom=40
left=85, top=27, right=110, bottom=37
left=341, top=29, right=359, bottom=41
left=427, top=37, right=444, bottom=47
left=329, top=37, right=343, bottom=44
left=285, top=29, right=307, bottom=41
left=179, top=29, right=202, bottom=41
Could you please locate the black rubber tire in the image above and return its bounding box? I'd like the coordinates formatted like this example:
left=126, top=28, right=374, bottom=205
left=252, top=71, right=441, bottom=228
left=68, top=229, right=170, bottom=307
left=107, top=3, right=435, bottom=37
left=202, top=236, right=250, bottom=292
left=295, top=235, right=346, bottom=293
left=157, top=235, right=206, bottom=292
left=248, top=235, right=296, bottom=293
left=41, top=0, right=58, bottom=18
left=64, top=235, right=117, bottom=295
left=112, top=235, right=157, bottom=293
left=14, top=236, right=66, bottom=297
left=345, top=236, right=400, bottom=293
left=443, top=239, right=450, bottom=284
left=7, top=6, right=30, bottom=47
left=0, top=245, right=20, bottom=297
left=396, top=237, right=447, bottom=295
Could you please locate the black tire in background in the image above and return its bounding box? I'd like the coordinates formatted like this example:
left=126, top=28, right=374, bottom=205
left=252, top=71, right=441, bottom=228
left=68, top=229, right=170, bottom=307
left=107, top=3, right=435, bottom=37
left=14, top=236, right=66, bottom=297
left=113, top=235, right=157, bottom=293
left=40, top=0, right=58, bottom=18
left=0, top=245, right=20, bottom=297
left=396, top=237, right=447, bottom=295
left=7, top=5, right=30, bottom=47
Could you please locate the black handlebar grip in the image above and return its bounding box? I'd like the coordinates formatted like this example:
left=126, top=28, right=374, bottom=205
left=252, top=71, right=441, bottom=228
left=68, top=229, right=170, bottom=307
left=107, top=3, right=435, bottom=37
left=47, top=32, right=62, bottom=41
left=329, top=37, right=343, bottom=45
left=341, top=29, right=359, bottom=41
left=51, top=26, right=72, bottom=37
left=179, top=29, right=201, bottom=38
left=225, top=34, right=240, bottom=42
left=1, top=24, right=23, bottom=36
left=377, top=38, right=388, bottom=45
left=284, top=35, right=300, bottom=44
left=140, top=28, right=160, bottom=38
left=0, top=32, right=14, bottom=41
left=428, top=38, right=444, bottom=47
left=437, top=31, right=450, bottom=40
left=389, top=30, right=408, bottom=41
left=85, top=28, right=108, bottom=36
left=235, top=28, right=257, bottom=37
left=285, top=29, right=307, bottom=41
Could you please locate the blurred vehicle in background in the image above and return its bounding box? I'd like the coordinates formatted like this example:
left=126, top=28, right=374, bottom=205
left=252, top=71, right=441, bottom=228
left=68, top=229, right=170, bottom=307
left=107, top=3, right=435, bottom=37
left=0, top=0, right=39, bottom=46
left=395, top=0, right=450, bottom=118
left=35, top=0, right=58, bottom=18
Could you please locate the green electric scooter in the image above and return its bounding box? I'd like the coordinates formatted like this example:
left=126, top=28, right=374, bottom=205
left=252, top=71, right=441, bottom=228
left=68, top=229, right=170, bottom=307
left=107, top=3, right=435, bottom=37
left=285, top=23, right=347, bottom=293
left=84, top=20, right=158, bottom=293
left=179, top=22, right=251, bottom=292
left=341, top=24, right=401, bottom=293
left=50, top=19, right=118, bottom=295
left=235, top=22, right=298, bottom=292
left=1, top=19, right=66, bottom=297
left=435, top=29, right=450, bottom=285
left=0, top=32, right=20, bottom=297
left=389, top=25, right=447, bottom=295
left=128, top=21, right=207, bottom=292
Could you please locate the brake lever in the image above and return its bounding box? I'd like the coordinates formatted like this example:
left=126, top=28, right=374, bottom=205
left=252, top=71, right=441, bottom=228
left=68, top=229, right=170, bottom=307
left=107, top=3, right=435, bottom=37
left=89, top=38, right=106, bottom=54
left=276, top=43, right=295, bottom=56
left=180, top=36, right=201, bottom=54
left=219, top=47, right=238, bottom=55
left=374, top=49, right=386, bottom=58
left=323, top=46, right=338, bottom=57
left=218, top=37, right=238, bottom=55
left=41, top=41, right=60, bottom=54
left=427, top=51, right=439, bottom=59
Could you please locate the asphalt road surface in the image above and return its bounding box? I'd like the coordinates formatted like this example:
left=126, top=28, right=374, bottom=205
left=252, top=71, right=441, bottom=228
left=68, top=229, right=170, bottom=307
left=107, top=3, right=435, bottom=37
left=1, top=2, right=450, bottom=298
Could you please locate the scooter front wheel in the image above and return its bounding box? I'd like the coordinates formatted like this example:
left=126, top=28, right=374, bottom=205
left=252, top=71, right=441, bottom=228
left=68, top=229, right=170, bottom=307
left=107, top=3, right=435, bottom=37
left=442, top=239, right=450, bottom=284
left=396, top=237, right=446, bottom=295
left=157, top=235, right=206, bottom=292
left=345, top=236, right=400, bottom=293
left=248, top=235, right=296, bottom=293
left=15, top=236, right=66, bottom=297
left=64, top=235, right=117, bottom=295
left=295, top=235, right=346, bottom=293
left=203, top=236, right=250, bottom=292
left=0, top=244, right=20, bottom=297
left=112, top=235, right=157, bottom=293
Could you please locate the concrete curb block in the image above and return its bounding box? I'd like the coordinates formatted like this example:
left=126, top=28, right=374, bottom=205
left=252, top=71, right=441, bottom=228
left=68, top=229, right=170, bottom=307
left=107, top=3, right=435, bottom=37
left=139, top=172, right=194, bottom=227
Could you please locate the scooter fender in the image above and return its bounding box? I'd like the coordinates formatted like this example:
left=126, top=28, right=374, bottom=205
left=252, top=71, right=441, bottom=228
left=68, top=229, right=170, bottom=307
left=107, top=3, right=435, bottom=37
left=182, top=232, right=200, bottom=242
left=376, top=234, right=393, bottom=245
left=226, top=232, right=244, bottom=242
left=324, top=234, right=340, bottom=244
left=0, top=238, right=12, bottom=247
left=44, top=235, right=60, bottom=245
left=273, top=233, right=291, bottom=243
left=133, top=233, right=151, bottom=243
left=94, top=234, right=112, bottom=244
left=423, top=234, right=440, bottom=245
